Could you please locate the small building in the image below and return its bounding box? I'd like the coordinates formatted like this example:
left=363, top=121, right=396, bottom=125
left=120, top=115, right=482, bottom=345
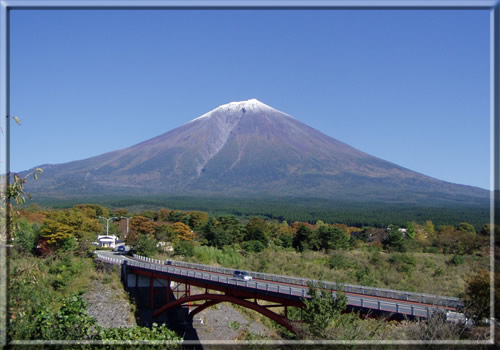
left=157, top=241, right=174, bottom=252
left=97, top=235, right=118, bottom=248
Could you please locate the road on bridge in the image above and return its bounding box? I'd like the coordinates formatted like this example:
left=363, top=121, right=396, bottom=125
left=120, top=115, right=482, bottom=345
left=95, top=250, right=464, bottom=322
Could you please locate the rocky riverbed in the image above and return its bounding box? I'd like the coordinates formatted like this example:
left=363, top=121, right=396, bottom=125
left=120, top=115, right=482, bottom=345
left=82, top=278, right=137, bottom=328
left=192, top=302, right=272, bottom=341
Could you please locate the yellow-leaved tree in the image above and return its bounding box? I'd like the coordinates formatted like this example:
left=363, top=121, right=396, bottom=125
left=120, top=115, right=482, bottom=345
left=172, top=222, right=194, bottom=241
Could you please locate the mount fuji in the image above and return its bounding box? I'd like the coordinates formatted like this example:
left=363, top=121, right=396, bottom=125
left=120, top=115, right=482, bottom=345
left=21, top=99, right=488, bottom=204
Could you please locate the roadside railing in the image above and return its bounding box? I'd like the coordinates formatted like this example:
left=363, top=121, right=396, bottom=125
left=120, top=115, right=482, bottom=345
left=95, top=253, right=123, bottom=266
left=131, top=254, right=461, bottom=309
left=126, top=256, right=436, bottom=318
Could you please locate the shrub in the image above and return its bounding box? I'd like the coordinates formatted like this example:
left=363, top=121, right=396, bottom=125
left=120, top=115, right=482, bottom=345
left=218, top=246, right=242, bottom=267
left=462, top=269, right=490, bottom=323
left=242, top=240, right=265, bottom=253
left=433, top=267, right=444, bottom=277
left=450, top=254, right=465, bottom=265
left=302, top=283, right=348, bottom=338
left=329, top=254, right=352, bottom=270
left=389, top=253, right=416, bottom=266
left=10, top=293, right=182, bottom=344
left=388, top=253, right=416, bottom=275
left=424, top=246, right=439, bottom=254
left=136, top=234, right=159, bottom=257
left=369, top=250, right=382, bottom=265
left=406, top=311, right=464, bottom=340
left=228, top=321, right=240, bottom=330
left=384, top=227, right=406, bottom=252
left=277, top=234, right=293, bottom=248
left=193, top=247, right=211, bottom=264
left=174, top=240, right=195, bottom=257
left=13, top=218, right=38, bottom=254
left=60, top=236, right=77, bottom=253
left=354, top=266, right=374, bottom=285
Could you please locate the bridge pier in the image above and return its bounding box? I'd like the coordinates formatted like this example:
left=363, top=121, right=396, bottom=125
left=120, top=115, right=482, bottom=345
left=121, top=262, right=202, bottom=344
left=122, top=263, right=306, bottom=334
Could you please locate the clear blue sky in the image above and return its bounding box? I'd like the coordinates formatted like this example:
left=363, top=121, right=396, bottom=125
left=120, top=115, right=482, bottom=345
left=9, top=9, right=491, bottom=189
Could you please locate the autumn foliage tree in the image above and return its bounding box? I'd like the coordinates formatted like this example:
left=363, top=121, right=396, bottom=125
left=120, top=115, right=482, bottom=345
left=182, top=211, right=209, bottom=231
left=172, top=222, right=194, bottom=241
left=130, top=216, right=156, bottom=236
left=38, top=219, right=74, bottom=254
left=36, top=208, right=103, bottom=255
left=156, top=208, right=171, bottom=222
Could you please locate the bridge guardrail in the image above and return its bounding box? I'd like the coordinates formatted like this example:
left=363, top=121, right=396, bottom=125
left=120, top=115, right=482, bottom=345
left=95, top=253, right=123, bottom=266
left=131, top=254, right=461, bottom=309
left=126, top=256, right=434, bottom=318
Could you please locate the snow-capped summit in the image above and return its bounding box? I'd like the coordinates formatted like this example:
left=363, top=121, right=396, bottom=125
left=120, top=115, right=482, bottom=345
left=215, top=98, right=274, bottom=113
left=190, top=98, right=286, bottom=123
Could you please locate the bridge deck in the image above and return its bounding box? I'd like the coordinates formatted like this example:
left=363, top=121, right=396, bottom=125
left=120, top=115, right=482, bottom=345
left=96, top=251, right=463, bottom=320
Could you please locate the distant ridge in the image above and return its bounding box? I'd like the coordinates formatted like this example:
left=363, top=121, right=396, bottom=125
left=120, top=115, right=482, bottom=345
left=22, top=99, right=489, bottom=205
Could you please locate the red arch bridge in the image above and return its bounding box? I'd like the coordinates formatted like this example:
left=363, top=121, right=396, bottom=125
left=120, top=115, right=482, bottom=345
left=96, top=252, right=463, bottom=334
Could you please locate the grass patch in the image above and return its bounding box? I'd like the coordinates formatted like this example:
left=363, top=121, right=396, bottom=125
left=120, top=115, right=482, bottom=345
left=178, top=243, right=488, bottom=297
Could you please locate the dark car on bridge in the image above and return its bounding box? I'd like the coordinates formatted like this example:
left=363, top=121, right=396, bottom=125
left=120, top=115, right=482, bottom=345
left=232, top=270, right=252, bottom=281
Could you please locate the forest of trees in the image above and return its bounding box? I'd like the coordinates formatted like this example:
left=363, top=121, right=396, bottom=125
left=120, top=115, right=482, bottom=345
left=32, top=195, right=490, bottom=232
left=13, top=202, right=494, bottom=264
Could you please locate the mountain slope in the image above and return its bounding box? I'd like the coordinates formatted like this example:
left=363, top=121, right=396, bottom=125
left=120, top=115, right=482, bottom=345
left=22, top=99, right=488, bottom=204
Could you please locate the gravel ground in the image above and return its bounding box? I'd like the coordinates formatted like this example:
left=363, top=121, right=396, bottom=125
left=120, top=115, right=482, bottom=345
left=82, top=279, right=137, bottom=328
left=192, top=302, right=273, bottom=341
left=82, top=274, right=273, bottom=341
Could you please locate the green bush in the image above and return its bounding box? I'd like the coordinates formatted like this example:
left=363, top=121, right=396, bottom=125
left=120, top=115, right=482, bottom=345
left=242, top=240, right=265, bottom=253
left=302, top=283, right=348, bottom=338
left=188, top=245, right=243, bottom=268
left=277, top=234, right=293, bottom=248
left=329, top=253, right=352, bottom=270
left=424, top=246, right=439, bottom=254
left=369, top=250, right=382, bottom=265
left=389, top=253, right=416, bottom=266
left=354, top=266, right=374, bottom=285
left=13, top=218, right=38, bottom=254
left=450, top=254, right=465, bottom=265
left=10, top=293, right=182, bottom=345
left=218, top=246, right=242, bottom=267
left=136, top=234, right=159, bottom=257
left=388, top=253, right=416, bottom=275
left=433, top=267, right=444, bottom=277
left=100, top=322, right=181, bottom=343
left=60, top=236, right=78, bottom=252
left=48, top=254, right=80, bottom=290
left=174, top=240, right=195, bottom=257
left=228, top=321, right=240, bottom=330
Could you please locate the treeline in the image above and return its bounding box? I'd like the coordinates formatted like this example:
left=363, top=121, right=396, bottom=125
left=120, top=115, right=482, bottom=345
left=16, top=204, right=490, bottom=262
left=15, top=203, right=492, bottom=260
left=31, top=195, right=490, bottom=232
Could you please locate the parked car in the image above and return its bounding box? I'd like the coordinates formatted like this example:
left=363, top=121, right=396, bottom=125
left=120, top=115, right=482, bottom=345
left=232, top=270, right=252, bottom=281
left=116, top=245, right=126, bottom=253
